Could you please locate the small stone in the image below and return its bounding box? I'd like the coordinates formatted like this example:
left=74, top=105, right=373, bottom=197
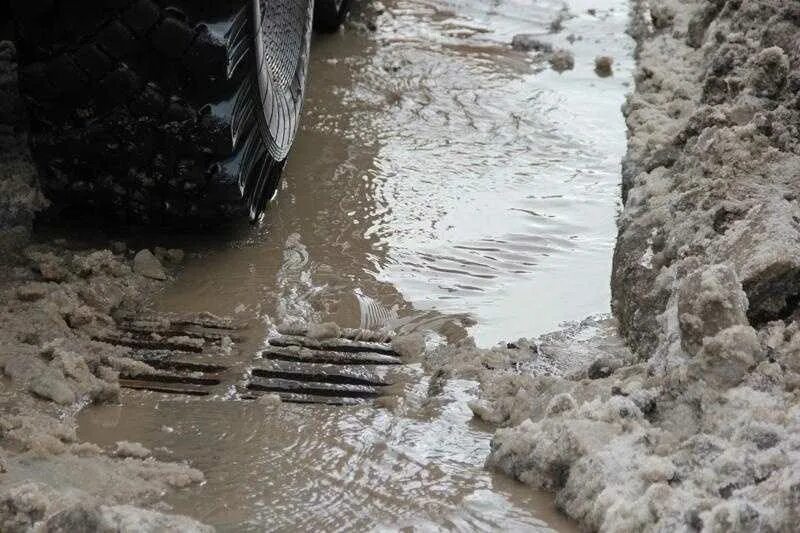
left=133, top=249, right=167, bottom=280
left=677, top=264, right=748, bottom=356
left=594, top=55, right=613, bottom=77
left=688, top=326, right=758, bottom=388
left=642, top=457, right=676, bottom=483
left=549, top=49, right=574, bottom=72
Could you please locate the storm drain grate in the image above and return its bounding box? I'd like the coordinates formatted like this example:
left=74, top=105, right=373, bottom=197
left=95, top=312, right=240, bottom=397
left=243, top=335, right=401, bottom=405
left=97, top=315, right=403, bottom=404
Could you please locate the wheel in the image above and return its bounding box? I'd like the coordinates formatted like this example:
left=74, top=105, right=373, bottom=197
left=314, top=0, right=352, bottom=33
left=9, top=0, right=313, bottom=225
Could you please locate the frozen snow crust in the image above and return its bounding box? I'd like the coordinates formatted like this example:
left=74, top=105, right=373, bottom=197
left=434, top=0, right=800, bottom=530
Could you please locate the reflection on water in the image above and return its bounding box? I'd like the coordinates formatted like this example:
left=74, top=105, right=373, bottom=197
left=353, top=0, right=633, bottom=344
left=78, top=0, right=632, bottom=529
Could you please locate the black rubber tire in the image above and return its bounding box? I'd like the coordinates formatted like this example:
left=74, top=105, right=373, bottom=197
left=8, top=0, right=310, bottom=226
left=314, top=0, right=352, bottom=33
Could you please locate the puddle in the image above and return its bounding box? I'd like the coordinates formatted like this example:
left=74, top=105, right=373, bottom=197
left=77, top=0, right=633, bottom=529
left=79, top=379, right=575, bottom=531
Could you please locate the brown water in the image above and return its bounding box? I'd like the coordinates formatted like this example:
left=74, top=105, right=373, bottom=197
left=78, top=0, right=633, bottom=530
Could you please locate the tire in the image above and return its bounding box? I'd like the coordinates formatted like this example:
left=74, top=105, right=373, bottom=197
left=9, top=0, right=313, bottom=225
left=314, top=0, right=352, bottom=33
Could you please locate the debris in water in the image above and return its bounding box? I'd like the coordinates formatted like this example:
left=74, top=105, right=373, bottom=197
left=549, top=49, right=575, bottom=72
left=594, top=55, right=613, bottom=77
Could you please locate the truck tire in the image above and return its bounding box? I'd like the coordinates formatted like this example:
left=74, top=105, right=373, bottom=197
left=314, top=0, right=352, bottom=33
left=9, top=0, right=313, bottom=225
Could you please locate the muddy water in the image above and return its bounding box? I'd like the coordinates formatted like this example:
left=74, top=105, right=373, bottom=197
left=78, top=0, right=632, bottom=530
